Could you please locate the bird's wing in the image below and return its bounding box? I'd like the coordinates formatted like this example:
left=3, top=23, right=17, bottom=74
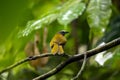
left=58, top=45, right=64, bottom=54
left=51, top=43, right=59, bottom=54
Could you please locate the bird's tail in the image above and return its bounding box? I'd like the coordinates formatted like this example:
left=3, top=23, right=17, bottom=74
left=51, top=43, right=64, bottom=54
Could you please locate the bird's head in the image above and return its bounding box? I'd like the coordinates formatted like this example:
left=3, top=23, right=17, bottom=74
left=58, top=30, right=69, bottom=36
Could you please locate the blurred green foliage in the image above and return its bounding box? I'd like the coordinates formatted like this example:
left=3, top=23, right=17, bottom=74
left=0, top=0, right=120, bottom=80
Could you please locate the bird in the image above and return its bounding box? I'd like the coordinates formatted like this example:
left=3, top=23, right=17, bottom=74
left=50, top=30, right=69, bottom=54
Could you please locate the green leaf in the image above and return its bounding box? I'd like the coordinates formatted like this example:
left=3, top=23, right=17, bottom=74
left=19, top=13, right=58, bottom=37
left=87, top=0, right=112, bottom=36
left=57, top=0, right=86, bottom=25
left=100, top=16, right=120, bottom=43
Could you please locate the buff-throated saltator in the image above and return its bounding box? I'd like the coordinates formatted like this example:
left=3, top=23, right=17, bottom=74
left=50, top=30, right=69, bottom=54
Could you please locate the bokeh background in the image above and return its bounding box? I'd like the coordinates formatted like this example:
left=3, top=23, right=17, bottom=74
left=0, top=0, right=120, bottom=80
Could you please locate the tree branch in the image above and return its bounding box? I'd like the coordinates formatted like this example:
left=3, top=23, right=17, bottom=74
left=33, top=37, right=120, bottom=80
left=0, top=53, right=70, bottom=74
left=71, top=53, right=87, bottom=80
left=0, top=37, right=120, bottom=79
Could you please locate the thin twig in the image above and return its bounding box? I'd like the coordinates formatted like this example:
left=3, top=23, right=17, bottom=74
left=71, top=53, right=87, bottom=80
left=33, top=37, right=120, bottom=80
left=0, top=53, right=71, bottom=74
left=0, top=37, right=120, bottom=79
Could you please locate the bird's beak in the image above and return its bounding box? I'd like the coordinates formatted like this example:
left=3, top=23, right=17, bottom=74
left=65, top=31, right=69, bottom=34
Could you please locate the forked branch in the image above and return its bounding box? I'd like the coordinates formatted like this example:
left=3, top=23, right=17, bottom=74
left=33, top=37, right=120, bottom=80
